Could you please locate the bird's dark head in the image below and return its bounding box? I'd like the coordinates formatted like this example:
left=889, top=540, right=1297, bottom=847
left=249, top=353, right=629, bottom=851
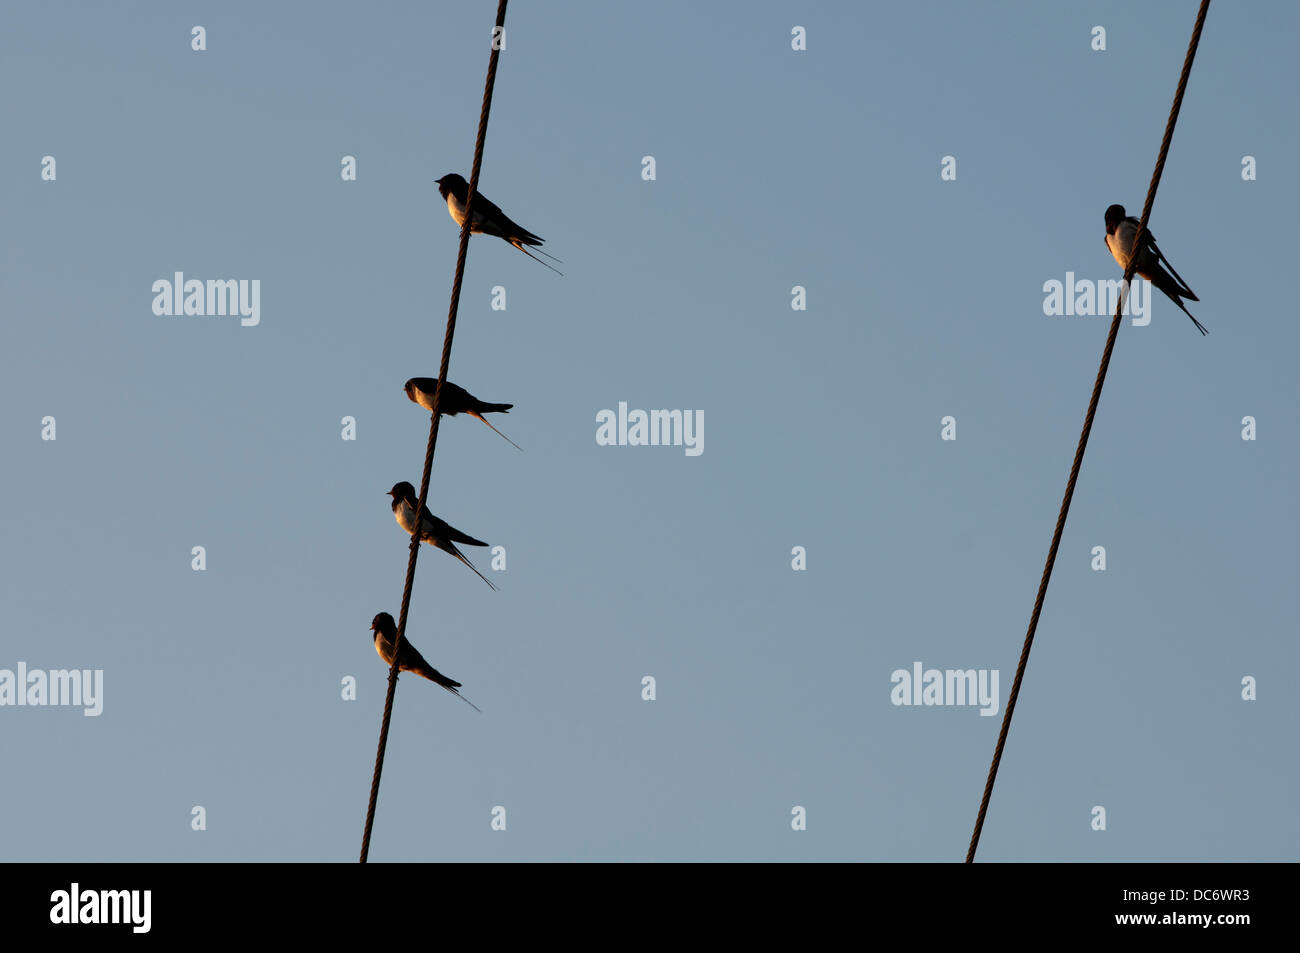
left=1104, top=204, right=1127, bottom=231
left=436, top=173, right=466, bottom=199
left=370, top=612, right=395, bottom=636
left=387, top=481, right=416, bottom=501
left=403, top=379, right=417, bottom=401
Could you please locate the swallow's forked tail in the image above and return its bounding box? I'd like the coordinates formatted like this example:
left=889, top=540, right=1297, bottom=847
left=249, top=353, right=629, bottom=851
left=1169, top=294, right=1209, bottom=336
left=421, top=664, right=484, bottom=712
left=529, top=245, right=564, bottom=264
left=510, top=240, right=564, bottom=276
left=1164, top=284, right=1209, bottom=335
left=444, top=686, right=482, bottom=713
left=1154, top=244, right=1199, bottom=301
left=1150, top=267, right=1209, bottom=336
left=448, top=545, right=498, bottom=591
left=468, top=411, right=523, bottom=451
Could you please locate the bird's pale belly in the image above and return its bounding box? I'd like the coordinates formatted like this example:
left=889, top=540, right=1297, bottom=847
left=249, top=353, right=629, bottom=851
left=447, top=193, right=488, bottom=230
left=394, top=504, right=418, bottom=535
left=446, top=195, right=466, bottom=227
left=446, top=195, right=488, bottom=233
left=1105, top=234, right=1133, bottom=268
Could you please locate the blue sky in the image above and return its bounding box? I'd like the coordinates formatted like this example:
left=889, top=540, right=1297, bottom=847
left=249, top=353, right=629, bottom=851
left=2, top=1, right=1296, bottom=861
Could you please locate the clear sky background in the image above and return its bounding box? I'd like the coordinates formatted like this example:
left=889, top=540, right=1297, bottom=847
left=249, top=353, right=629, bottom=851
left=2, top=1, right=1296, bottom=862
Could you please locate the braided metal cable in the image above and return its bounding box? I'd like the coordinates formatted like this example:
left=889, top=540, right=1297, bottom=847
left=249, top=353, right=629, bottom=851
left=360, top=0, right=510, bottom=864
left=966, top=0, right=1211, bottom=863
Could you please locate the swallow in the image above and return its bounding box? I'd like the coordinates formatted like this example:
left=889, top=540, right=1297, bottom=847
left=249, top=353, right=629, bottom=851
left=404, top=378, right=522, bottom=451
left=386, top=481, right=496, bottom=590
left=370, top=612, right=480, bottom=711
left=435, top=172, right=563, bottom=275
left=1104, top=204, right=1207, bottom=335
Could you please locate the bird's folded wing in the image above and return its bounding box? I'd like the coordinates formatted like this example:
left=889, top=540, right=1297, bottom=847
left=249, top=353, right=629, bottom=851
left=1148, top=240, right=1196, bottom=297
left=471, top=190, right=509, bottom=223
left=445, top=526, right=488, bottom=546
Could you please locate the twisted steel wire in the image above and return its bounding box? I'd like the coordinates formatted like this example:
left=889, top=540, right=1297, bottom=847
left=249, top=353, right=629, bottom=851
left=360, top=0, right=510, bottom=864
left=966, top=0, right=1212, bottom=863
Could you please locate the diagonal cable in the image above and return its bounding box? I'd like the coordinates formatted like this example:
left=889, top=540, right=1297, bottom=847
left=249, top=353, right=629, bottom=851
left=966, top=0, right=1211, bottom=863
left=359, top=0, right=510, bottom=864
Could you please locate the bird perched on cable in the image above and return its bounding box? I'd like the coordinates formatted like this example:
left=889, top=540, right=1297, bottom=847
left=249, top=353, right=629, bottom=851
left=1104, top=204, right=1207, bottom=335
left=370, top=612, right=480, bottom=711
left=435, top=172, right=563, bottom=275
left=386, top=482, right=497, bottom=590
left=404, top=377, right=521, bottom=451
